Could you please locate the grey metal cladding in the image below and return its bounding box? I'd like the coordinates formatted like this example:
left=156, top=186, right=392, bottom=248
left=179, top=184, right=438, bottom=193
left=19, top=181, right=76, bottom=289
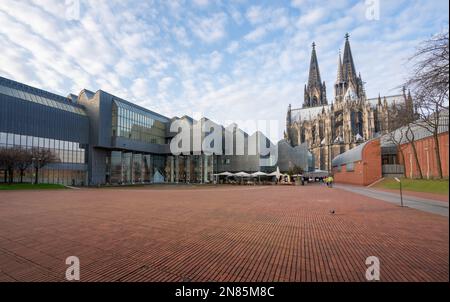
left=0, top=93, right=89, bottom=144
left=113, top=136, right=170, bottom=154
left=0, top=76, right=86, bottom=116
left=331, top=139, right=370, bottom=167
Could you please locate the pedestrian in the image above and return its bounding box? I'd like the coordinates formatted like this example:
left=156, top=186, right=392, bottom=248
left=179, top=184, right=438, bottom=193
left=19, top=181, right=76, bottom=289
left=329, top=175, right=334, bottom=188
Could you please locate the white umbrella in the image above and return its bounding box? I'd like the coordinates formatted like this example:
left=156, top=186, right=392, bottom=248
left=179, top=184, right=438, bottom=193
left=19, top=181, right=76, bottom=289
left=269, top=166, right=281, bottom=178
left=251, top=171, right=268, bottom=177
left=217, top=171, right=233, bottom=176
left=234, top=172, right=251, bottom=177
left=251, top=171, right=268, bottom=184
left=252, top=171, right=269, bottom=176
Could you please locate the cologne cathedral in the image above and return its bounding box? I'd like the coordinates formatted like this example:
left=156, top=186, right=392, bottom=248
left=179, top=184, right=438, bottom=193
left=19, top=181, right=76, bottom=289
left=285, top=34, right=414, bottom=171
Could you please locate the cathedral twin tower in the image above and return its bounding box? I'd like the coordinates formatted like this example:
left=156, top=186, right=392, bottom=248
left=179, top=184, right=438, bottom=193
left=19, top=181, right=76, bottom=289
left=286, top=33, right=413, bottom=171
left=303, top=33, right=365, bottom=109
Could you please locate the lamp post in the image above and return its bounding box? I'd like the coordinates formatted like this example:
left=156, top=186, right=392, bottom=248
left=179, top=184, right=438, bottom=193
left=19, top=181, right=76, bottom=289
left=394, top=177, right=403, bottom=207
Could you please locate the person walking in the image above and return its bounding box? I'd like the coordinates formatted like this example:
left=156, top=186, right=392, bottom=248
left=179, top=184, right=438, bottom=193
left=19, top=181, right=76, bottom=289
left=328, top=175, right=334, bottom=188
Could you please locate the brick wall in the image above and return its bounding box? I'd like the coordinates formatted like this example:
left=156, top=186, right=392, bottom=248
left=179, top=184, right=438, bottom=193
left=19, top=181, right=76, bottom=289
left=398, top=132, right=449, bottom=179
left=333, top=139, right=382, bottom=186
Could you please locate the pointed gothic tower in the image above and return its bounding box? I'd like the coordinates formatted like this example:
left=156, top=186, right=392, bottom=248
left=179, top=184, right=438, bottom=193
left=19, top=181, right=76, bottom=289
left=303, top=42, right=327, bottom=108
left=334, top=50, right=344, bottom=100
left=342, top=33, right=357, bottom=84
left=335, top=33, right=366, bottom=102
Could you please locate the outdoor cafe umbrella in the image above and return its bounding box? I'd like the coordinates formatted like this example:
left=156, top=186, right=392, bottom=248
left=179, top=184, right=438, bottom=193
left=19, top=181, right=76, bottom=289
left=214, top=171, right=233, bottom=183
left=234, top=172, right=251, bottom=177
left=251, top=171, right=268, bottom=183
left=217, top=171, right=233, bottom=176
left=269, top=166, right=281, bottom=180
left=234, top=171, right=251, bottom=184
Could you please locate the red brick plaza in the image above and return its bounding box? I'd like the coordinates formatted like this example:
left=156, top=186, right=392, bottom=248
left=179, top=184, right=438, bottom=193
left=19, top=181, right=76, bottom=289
left=0, top=185, right=448, bottom=282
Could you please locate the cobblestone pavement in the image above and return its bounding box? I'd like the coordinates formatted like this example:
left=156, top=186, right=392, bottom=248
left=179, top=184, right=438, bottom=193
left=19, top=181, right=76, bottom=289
left=0, top=185, right=448, bottom=282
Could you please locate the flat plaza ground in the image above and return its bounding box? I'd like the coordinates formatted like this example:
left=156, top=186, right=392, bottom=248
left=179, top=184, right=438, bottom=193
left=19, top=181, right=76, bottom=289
left=0, top=185, right=448, bottom=282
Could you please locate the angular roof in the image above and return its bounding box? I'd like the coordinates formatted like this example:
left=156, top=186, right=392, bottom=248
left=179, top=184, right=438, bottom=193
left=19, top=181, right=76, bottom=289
left=332, top=139, right=371, bottom=167
left=291, top=105, right=330, bottom=121
left=381, top=109, right=449, bottom=146
left=0, top=76, right=86, bottom=116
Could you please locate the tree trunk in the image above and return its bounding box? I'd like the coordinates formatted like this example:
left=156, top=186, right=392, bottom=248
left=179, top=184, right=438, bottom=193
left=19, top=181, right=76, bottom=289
left=20, top=170, right=24, bottom=183
left=410, top=140, right=423, bottom=179
left=8, top=168, right=13, bottom=184
left=35, top=166, right=39, bottom=184
left=433, top=132, right=443, bottom=179
left=398, top=145, right=407, bottom=177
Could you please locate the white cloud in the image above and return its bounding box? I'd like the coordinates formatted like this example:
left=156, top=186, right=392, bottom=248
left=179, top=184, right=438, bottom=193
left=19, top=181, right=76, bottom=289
left=291, top=0, right=306, bottom=9
left=190, top=13, right=228, bottom=43
left=244, top=26, right=267, bottom=42
left=246, top=6, right=264, bottom=25
left=193, top=0, right=209, bottom=7
left=297, top=8, right=325, bottom=26
left=173, top=25, right=192, bottom=47
left=0, top=0, right=447, bottom=142
left=209, top=51, right=223, bottom=71
left=226, top=41, right=239, bottom=54
left=131, top=78, right=152, bottom=101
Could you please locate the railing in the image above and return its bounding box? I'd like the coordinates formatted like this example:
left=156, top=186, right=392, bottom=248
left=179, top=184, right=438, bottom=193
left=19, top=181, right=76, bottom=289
left=382, top=164, right=405, bottom=175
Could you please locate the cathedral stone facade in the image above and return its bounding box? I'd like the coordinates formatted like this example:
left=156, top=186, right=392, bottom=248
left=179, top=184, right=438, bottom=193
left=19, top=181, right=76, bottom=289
left=285, top=34, right=414, bottom=171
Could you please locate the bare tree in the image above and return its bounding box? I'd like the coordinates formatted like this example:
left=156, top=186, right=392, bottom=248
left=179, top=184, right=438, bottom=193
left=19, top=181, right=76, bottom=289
left=31, top=148, right=59, bottom=184
left=406, top=29, right=449, bottom=179
left=385, top=114, right=407, bottom=177
left=0, top=147, right=27, bottom=183
left=0, top=147, right=12, bottom=183
left=405, top=123, right=423, bottom=179
left=15, top=148, right=33, bottom=183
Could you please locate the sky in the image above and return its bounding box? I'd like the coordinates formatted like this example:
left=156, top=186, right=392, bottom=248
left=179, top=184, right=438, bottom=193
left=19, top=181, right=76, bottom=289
left=0, top=0, right=448, bottom=141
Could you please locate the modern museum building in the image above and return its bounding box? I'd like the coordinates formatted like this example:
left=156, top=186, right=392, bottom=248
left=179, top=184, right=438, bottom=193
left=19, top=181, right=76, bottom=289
left=0, top=76, right=313, bottom=186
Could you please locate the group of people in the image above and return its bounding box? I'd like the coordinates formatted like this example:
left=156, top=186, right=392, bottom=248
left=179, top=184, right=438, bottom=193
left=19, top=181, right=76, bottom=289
left=325, top=176, right=334, bottom=188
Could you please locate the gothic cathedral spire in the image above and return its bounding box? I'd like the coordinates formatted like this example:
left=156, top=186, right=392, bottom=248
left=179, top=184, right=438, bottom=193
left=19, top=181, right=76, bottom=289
left=342, top=33, right=357, bottom=84
left=303, top=42, right=327, bottom=108
left=334, top=33, right=366, bottom=102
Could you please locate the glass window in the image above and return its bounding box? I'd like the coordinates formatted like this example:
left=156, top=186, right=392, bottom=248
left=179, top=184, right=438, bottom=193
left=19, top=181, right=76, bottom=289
left=17, top=89, right=26, bottom=100
left=28, top=93, right=38, bottom=103
left=20, top=135, right=27, bottom=146
left=7, top=133, right=14, bottom=145
left=0, top=85, right=8, bottom=95
left=10, top=87, right=21, bottom=99
left=0, top=132, right=6, bottom=145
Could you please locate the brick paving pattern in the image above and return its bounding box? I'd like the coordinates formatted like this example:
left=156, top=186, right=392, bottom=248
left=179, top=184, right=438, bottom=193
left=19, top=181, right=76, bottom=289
left=0, top=185, right=448, bottom=282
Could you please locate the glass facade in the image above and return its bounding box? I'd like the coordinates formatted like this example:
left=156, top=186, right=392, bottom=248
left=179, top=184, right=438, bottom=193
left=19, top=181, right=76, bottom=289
left=104, top=151, right=215, bottom=185
left=0, top=131, right=86, bottom=185
left=105, top=151, right=166, bottom=184
left=0, top=83, right=86, bottom=116
left=164, top=154, right=214, bottom=184
left=111, top=100, right=167, bottom=145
